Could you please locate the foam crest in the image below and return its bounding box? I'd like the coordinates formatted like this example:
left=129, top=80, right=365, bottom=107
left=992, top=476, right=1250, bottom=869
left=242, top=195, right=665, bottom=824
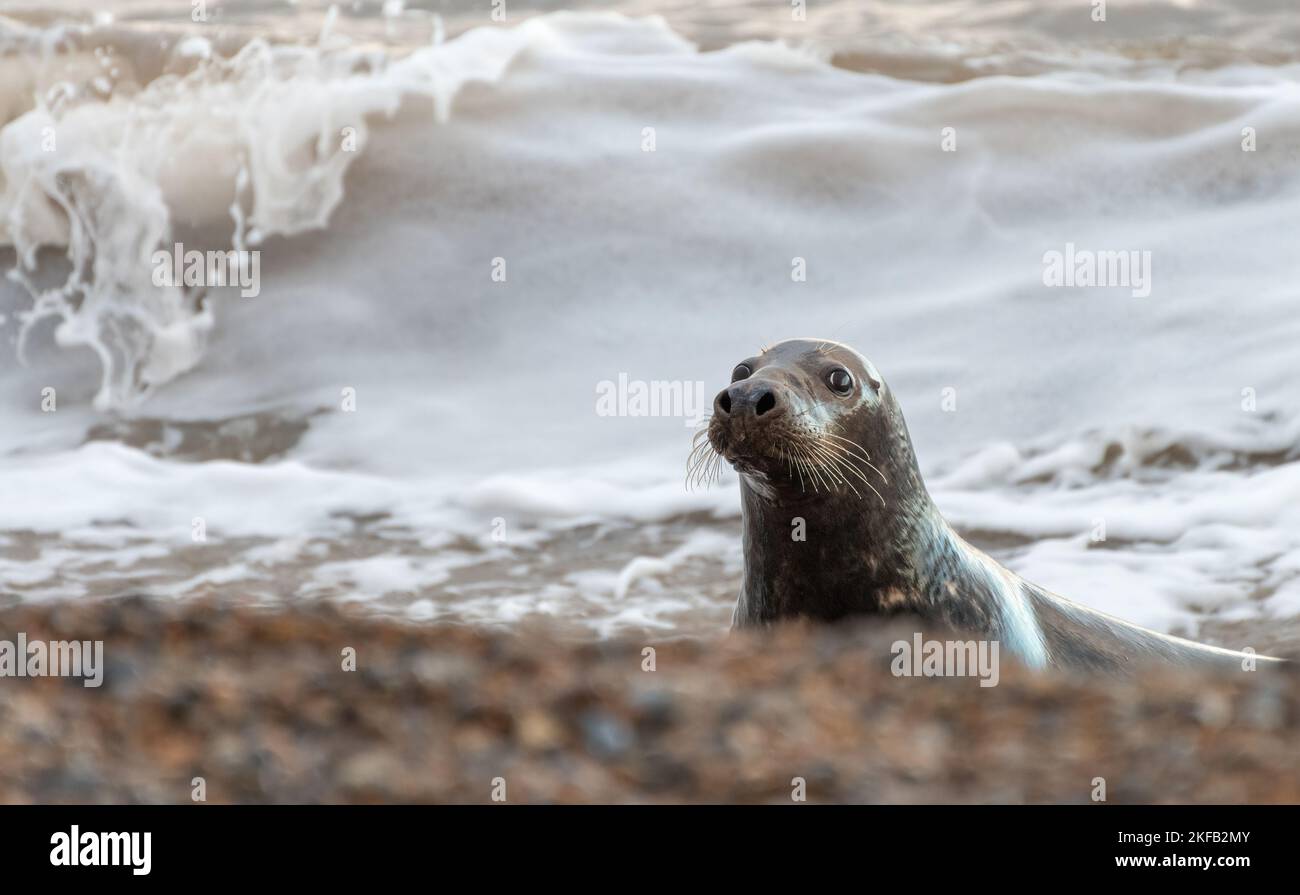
left=0, top=15, right=544, bottom=408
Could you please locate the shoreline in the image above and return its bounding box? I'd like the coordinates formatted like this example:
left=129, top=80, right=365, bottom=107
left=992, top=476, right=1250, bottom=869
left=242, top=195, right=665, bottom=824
left=1, top=596, right=1296, bottom=804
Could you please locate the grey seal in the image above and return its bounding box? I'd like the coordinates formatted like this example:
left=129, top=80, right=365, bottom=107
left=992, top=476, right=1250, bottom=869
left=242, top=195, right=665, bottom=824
left=690, top=338, right=1282, bottom=673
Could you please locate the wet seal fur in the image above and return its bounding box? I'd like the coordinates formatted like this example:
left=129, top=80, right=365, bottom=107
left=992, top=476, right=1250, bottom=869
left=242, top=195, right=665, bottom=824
left=693, top=338, right=1283, bottom=673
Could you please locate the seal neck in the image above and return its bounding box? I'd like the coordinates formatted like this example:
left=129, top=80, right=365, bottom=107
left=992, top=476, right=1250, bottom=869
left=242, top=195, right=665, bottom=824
left=734, top=473, right=942, bottom=625
left=733, top=470, right=1024, bottom=643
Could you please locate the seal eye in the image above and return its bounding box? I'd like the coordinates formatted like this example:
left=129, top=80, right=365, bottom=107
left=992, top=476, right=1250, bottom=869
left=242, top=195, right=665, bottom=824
left=731, top=364, right=751, bottom=382
left=827, top=369, right=853, bottom=395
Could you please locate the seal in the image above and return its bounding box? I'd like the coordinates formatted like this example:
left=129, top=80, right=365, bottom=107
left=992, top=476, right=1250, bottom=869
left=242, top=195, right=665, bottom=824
left=689, top=338, right=1282, bottom=673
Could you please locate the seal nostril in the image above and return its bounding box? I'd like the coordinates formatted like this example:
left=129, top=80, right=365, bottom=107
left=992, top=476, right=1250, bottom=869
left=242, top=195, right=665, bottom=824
left=718, top=391, right=732, bottom=414
left=755, top=391, right=776, bottom=416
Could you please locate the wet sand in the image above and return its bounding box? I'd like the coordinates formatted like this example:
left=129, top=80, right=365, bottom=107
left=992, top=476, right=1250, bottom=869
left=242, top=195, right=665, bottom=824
left=1, top=596, right=1296, bottom=804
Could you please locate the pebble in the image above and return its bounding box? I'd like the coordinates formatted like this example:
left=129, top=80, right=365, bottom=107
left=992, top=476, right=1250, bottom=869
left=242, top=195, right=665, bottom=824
left=0, top=598, right=1296, bottom=803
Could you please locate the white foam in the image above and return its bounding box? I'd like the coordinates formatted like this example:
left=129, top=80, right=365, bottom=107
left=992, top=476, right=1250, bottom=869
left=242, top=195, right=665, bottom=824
left=2, top=9, right=1299, bottom=638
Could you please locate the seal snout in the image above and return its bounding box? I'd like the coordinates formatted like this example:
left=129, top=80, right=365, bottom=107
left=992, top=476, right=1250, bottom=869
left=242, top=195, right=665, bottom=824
left=709, top=379, right=791, bottom=472
left=714, top=380, right=782, bottom=420
left=700, top=340, right=894, bottom=502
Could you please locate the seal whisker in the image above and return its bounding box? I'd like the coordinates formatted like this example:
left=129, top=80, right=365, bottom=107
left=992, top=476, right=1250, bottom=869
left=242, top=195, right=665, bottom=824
left=820, top=432, right=869, bottom=458
left=789, top=451, right=807, bottom=491
left=685, top=434, right=724, bottom=491
left=822, top=433, right=889, bottom=485
left=816, top=438, right=884, bottom=484
left=804, top=457, right=828, bottom=493
left=810, top=439, right=876, bottom=501
left=803, top=441, right=863, bottom=500
left=827, top=450, right=885, bottom=506
left=791, top=451, right=809, bottom=493
left=782, top=443, right=802, bottom=490
left=798, top=437, right=846, bottom=490
left=797, top=434, right=853, bottom=496
left=802, top=445, right=837, bottom=494
left=789, top=445, right=823, bottom=492
left=804, top=436, right=886, bottom=506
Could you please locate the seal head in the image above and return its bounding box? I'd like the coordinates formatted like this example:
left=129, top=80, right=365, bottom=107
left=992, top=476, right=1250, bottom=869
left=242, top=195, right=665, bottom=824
left=705, top=338, right=975, bottom=634
left=706, top=338, right=912, bottom=505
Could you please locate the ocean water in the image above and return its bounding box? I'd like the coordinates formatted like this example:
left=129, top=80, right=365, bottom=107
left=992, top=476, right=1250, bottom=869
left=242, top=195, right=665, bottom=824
left=1, top=1, right=1298, bottom=640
